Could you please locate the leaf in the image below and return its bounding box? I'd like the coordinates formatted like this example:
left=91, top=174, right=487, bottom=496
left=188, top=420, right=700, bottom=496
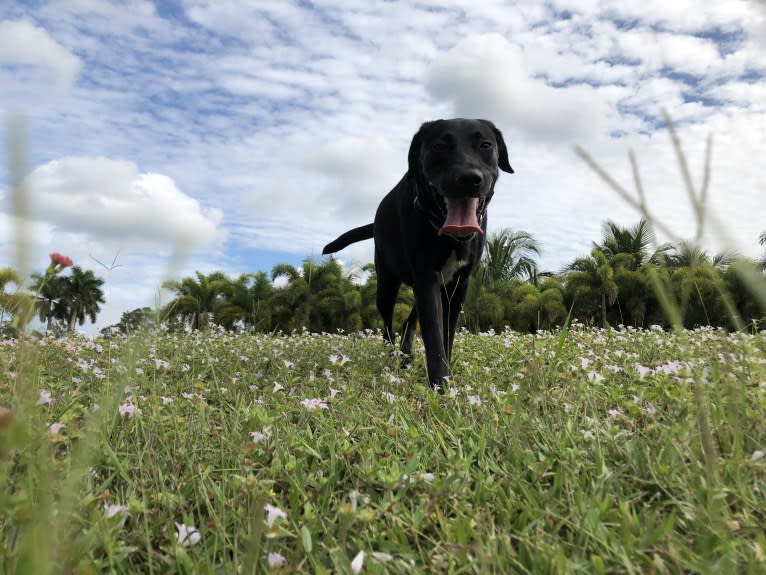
left=301, top=524, right=313, bottom=553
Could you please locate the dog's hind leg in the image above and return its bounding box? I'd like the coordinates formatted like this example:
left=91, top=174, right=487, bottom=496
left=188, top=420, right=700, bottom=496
left=399, top=305, right=418, bottom=367
left=375, top=266, right=401, bottom=348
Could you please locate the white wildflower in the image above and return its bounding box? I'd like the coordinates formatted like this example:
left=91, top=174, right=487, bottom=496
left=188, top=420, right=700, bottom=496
left=175, top=522, right=201, bottom=547
left=300, top=398, right=328, bottom=411
left=351, top=550, right=365, bottom=574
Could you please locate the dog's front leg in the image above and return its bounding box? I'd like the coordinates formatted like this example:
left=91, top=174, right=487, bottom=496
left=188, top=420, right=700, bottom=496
left=442, top=278, right=470, bottom=363
left=413, top=279, right=450, bottom=389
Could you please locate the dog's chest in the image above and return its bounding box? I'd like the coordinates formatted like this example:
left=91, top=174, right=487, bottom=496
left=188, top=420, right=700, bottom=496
left=439, top=250, right=470, bottom=285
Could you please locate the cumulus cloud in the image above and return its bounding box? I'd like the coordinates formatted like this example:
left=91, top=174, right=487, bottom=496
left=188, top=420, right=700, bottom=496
left=426, top=34, right=613, bottom=143
left=303, top=136, right=402, bottom=220
left=237, top=129, right=407, bottom=254
left=22, top=157, right=226, bottom=249
left=616, top=30, right=720, bottom=78
left=0, top=20, right=81, bottom=92
left=604, top=0, right=755, bottom=33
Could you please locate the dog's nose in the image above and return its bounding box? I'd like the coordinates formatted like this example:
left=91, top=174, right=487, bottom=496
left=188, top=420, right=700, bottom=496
left=457, top=169, right=484, bottom=188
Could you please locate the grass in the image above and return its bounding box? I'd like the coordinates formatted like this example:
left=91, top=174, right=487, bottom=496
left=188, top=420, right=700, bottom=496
left=1, top=324, right=765, bottom=573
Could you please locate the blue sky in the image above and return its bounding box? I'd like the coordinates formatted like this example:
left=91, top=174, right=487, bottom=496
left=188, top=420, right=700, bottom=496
left=1, top=0, right=765, bottom=332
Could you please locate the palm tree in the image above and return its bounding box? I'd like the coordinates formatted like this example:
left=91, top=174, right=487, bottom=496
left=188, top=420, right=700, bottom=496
left=0, top=268, right=19, bottom=292
left=662, top=240, right=738, bottom=272
left=668, top=264, right=722, bottom=328
left=271, top=263, right=310, bottom=331
left=101, top=307, right=154, bottom=336
left=215, top=272, right=275, bottom=332
left=271, top=259, right=361, bottom=332
left=59, top=267, right=106, bottom=332
left=480, top=228, right=540, bottom=284
left=595, top=219, right=671, bottom=270
left=565, top=248, right=632, bottom=328
left=162, top=271, right=229, bottom=330
left=613, top=268, right=651, bottom=327
left=0, top=267, right=23, bottom=326
left=508, top=281, right=566, bottom=332
left=30, top=272, right=69, bottom=331
left=656, top=241, right=742, bottom=328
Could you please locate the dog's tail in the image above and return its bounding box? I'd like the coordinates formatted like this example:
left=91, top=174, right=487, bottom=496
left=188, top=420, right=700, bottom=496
left=322, top=223, right=374, bottom=255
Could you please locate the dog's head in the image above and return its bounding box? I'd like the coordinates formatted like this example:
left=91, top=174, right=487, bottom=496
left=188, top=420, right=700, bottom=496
left=407, top=118, right=513, bottom=239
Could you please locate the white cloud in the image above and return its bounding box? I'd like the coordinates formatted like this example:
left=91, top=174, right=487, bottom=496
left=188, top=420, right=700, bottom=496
left=183, top=0, right=290, bottom=39
left=617, top=29, right=720, bottom=77
left=605, top=0, right=755, bottom=33
left=23, top=157, right=226, bottom=249
left=40, top=0, right=161, bottom=38
left=427, top=34, right=614, bottom=144
left=0, top=20, right=81, bottom=92
left=710, top=80, right=766, bottom=107
left=226, top=137, right=411, bottom=264
left=303, top=136, right=402, bottom=221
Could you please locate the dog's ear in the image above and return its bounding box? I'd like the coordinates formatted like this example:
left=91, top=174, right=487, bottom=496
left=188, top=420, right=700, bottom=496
left=481, top=120, right=514, bottom=174
left=407, top=121, right=436, bottom=178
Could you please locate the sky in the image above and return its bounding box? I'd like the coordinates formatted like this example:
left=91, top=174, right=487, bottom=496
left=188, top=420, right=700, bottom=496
left=1, top=0, right=765, bottom=334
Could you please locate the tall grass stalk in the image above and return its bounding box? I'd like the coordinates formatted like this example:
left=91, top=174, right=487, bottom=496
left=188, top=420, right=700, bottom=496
left=576, top=110, right=766, bottom=551
left=2, top=120, right=177, bottom=572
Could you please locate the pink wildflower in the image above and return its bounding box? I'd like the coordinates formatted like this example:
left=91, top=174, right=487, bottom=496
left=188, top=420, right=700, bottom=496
left=267, top=552, right=286, bottom=568
left=119, top=401, right=139, bottom=417
left=50, top=252, right=73, bottom=268
left=37, top=389, right=52, bottom=405
left=250, top=431, right=268, bottom=443
left=264, top=504, right=287, bottom=527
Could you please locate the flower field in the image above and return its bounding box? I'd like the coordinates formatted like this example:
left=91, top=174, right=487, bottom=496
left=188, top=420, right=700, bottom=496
left=1, top=325, right=765, bottom=573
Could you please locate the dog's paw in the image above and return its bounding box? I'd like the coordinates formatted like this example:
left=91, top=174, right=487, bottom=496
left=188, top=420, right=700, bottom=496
left=430, top=375, right=450, bottom=394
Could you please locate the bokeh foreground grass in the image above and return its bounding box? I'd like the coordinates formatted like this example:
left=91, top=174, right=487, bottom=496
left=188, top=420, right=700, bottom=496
left=1, top=325, right=765, bottom=573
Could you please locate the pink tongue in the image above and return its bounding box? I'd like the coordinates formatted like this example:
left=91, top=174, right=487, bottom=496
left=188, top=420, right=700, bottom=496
left=438, top=197, right=483, bottom=237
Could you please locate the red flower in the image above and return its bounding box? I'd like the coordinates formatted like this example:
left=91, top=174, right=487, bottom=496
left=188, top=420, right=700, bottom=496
left=50, top=252, right=73, bottom=267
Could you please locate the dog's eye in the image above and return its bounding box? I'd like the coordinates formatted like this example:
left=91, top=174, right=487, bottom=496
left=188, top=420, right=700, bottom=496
left=479, top=141, right=493, bottom=150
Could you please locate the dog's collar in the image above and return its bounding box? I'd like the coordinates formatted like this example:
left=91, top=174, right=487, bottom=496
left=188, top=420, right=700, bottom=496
left=413, top=186, right=446, bottom=234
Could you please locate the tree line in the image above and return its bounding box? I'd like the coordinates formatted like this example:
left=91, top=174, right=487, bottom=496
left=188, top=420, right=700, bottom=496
left=114, top=221, right=766, bottom=334
left=0, top=263, right=105, bottom=336
left=1, top=221, right=765, bottom=337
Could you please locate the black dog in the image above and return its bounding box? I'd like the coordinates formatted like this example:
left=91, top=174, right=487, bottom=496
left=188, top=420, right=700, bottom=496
left=323, top=119, right=513, bottom=388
